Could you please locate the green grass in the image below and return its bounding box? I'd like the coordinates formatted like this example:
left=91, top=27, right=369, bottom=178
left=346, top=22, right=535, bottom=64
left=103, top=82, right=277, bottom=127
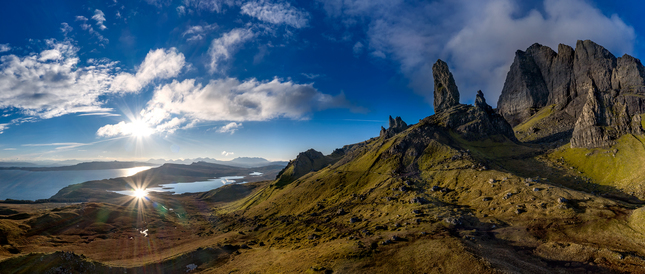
left=550, top=134, right=645, bottom=193
left=514, top=104, right=556, bottom=133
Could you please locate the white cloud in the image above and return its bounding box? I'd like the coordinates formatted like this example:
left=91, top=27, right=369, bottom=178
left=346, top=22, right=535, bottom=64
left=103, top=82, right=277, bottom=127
left=78, top=112, right=121, bottom=117
left=3, top=148, right=16, bottom=151
left=176, top=6, right=186, bottom=16
left=183, top=0, right=235, bottom=13
left=0, top=44, right=11, bottom=53
left=0, top=123, right=9, bottom=134
left=0, top=41, right=187, bottom=133
left=241, top=0, right=309, bottom=28
left=0, top=40, right=115, bottom=119
left=221, top=150, right=234, bottom=156
left=146, top=78, right=352, bottom=121
left=76, top=14, right=108, bottom=45
left=92, top=9, right=107, bottom=30
left=96, top=121, right=151, bottom=137
left=208, top=28, right=254, bottom=73
left=319, top=0, right=636, bottom=105
left=96, top=77, right=356, bottom=137
left=60, top=23, right=73, bottom=36
left=111, top=48, right=186, bottom=92
left=183, top=23, right=218, bottom=41
left=217, top=122, right=242, bottom=134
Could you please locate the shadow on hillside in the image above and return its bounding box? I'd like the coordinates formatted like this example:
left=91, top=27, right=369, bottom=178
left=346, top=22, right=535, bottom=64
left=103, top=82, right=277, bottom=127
left=485, top=151, right=644, bottom=206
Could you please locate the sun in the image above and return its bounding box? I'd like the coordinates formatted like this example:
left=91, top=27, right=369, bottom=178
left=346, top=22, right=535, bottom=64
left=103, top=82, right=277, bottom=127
left=130, top=119, right=154, bottom=137
left=133, top=188, right=148, bottom=199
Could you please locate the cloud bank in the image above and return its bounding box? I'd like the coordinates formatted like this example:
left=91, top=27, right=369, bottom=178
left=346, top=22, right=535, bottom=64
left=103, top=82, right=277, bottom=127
left=97, top=77, right=355, bottom=137
left=0, top=41, right=188, bottom=132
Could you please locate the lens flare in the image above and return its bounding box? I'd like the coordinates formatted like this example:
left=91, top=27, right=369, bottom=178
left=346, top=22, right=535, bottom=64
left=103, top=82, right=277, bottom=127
left=133, top=188, right=148, bottom=199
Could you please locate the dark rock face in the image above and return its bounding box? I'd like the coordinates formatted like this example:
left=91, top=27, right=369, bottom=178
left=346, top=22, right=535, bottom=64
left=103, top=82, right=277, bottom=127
left=498, top=43, right=574, bottom=126
left=431, top=92, right=516, bottom=142
left=432, top=59, right=460, bottom=113
left=380, top=116, right=409, bottom=138
left=497, top=40, right=645, bottom=148
left=570, top=88, right=614, bottom=148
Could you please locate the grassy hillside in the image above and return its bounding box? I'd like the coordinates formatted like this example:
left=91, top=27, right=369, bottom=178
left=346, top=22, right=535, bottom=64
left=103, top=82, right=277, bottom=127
left=549, top=134, right=645, bottom=196
left=4, top=110, right=645, bottom=272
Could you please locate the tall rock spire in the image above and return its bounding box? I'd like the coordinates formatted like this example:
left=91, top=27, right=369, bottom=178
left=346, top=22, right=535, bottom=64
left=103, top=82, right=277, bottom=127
left=432, top=59, right=460, bottom=113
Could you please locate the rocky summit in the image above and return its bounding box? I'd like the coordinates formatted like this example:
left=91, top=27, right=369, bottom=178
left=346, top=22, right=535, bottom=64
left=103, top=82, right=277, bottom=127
left=380, top=115, right=409, bottom=138
left=498, top=40, right=645, bottom=148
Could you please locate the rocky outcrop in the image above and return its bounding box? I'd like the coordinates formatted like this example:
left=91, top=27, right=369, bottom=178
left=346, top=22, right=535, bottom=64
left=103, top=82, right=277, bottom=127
left=432, top=59, right=460, bottom=113
left=497, top=40, right=645, bottom=148
left=431, top=90, right=516, bottom=142
left=380, top=116, right=409, bottom=138
left=570, top=88, right=613, bottom=148
left=498, top=43, right=575, bottom=126
left=275, top=149, right=344, bottom=185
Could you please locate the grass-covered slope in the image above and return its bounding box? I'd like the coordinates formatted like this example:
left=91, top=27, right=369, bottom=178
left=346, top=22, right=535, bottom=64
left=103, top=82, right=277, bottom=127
left=549, top=134, right=645, bottom=196
left=203, top=112, right=645, bottom=273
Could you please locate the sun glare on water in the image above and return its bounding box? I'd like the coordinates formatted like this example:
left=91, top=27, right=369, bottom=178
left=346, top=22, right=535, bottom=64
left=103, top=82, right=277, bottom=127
left=133, top=188, right=148, bottom=199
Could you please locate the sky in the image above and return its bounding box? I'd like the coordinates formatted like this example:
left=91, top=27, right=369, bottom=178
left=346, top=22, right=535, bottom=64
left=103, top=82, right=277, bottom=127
left=0, top=0, right=643, bottom=162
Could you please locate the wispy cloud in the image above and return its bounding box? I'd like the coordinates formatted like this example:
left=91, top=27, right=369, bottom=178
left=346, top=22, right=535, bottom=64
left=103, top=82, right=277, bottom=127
left=92, top=9, right=107, bottom=30
left=183, top=23, right=218, bottom=42
left=301, top=73, right=321, bottom=79
left=77, top=112, right=121, bottom=117
left=221, top=150, right=234, bottom=156
left=0, top=44, right=10, bottom=53
left=0, top=123, right=9, bottom=134
left=208, top=28, right=254, bottom=73
left=23, top=142, right=88, bottom=150
left=3, top=148, right=16, bottom=151
left=176, top=6, right=186, bottom=16
left=241, top=0, right=309, bottom=28
left=183, top=0, right=235, bottom=13
left=60, top=23, right=73, bottom=36
left=217, top=122, right=242, bottom=134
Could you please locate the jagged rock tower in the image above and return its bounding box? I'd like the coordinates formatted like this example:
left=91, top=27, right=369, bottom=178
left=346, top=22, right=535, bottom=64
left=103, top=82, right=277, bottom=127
left=432, top=59, right=460, bottom=113
left=497, top=40, right=645, bottom=148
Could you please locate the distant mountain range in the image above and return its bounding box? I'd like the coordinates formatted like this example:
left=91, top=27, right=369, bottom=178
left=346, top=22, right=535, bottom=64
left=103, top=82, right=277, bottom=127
left=0, top=157, right=288, bottom=170
left=145, top=157, right=288, bottom=168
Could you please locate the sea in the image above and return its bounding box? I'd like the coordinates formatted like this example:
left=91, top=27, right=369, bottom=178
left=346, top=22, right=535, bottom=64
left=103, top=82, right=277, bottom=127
left=0, top=166, right=153, bottom=200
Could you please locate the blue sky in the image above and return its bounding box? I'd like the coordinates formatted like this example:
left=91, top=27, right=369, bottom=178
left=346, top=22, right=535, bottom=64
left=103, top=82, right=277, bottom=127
left=0, top=0, right=642, bottom=162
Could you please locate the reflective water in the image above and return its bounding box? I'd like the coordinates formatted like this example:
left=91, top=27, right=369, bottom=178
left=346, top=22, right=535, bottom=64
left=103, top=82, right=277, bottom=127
left=113, top=176, right=246, bottom=196
left=0, top=166, right=154, bottom=200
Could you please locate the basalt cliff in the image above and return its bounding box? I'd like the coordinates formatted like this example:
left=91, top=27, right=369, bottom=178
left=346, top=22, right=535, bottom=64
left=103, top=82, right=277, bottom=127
left=497, top=40, right=645, bottom=148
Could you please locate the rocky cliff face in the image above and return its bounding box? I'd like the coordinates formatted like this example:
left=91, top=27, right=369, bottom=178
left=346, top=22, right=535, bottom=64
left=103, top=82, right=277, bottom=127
left=497, top=40, right=645, bottom=148
left=380, top=116, right=409, bottom=138
left=433, top=59, right=460, bottom=113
